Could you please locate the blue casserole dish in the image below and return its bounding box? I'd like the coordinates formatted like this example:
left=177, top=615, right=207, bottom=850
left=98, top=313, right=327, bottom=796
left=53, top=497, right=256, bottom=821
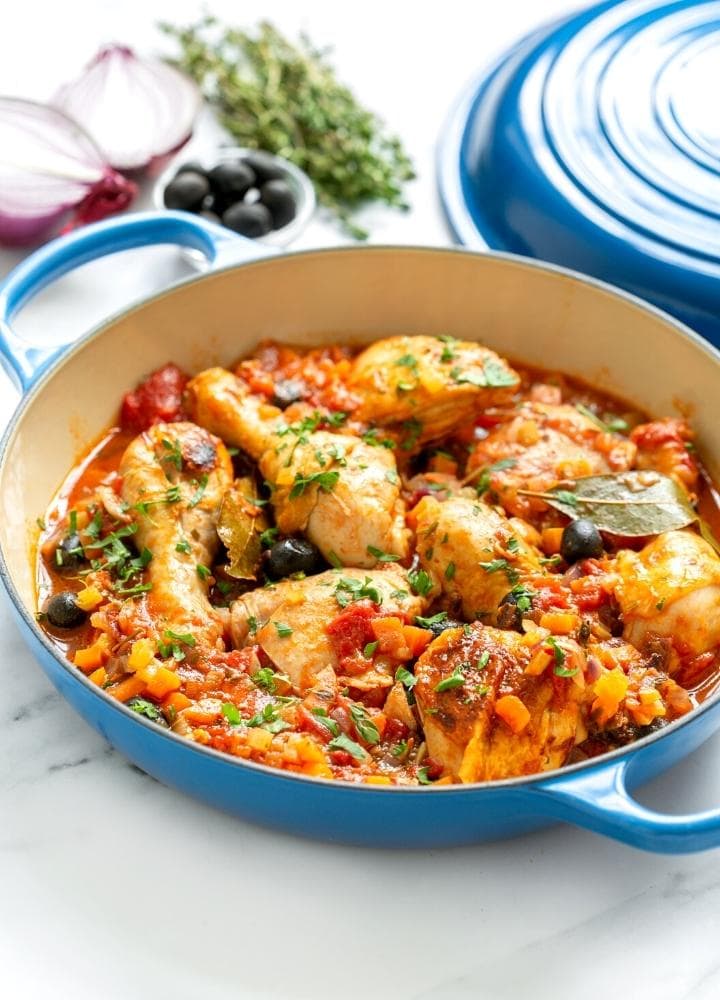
left=2, top=211, right=720, bottom=852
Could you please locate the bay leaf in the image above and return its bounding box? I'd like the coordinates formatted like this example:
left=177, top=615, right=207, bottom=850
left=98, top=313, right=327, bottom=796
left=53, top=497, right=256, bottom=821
left=217, top=477, right=269, bottom=580
left=519, top=471, right=697, bottom=537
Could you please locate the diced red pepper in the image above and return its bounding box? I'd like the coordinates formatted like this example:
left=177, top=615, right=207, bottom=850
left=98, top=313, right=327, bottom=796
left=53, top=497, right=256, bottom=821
left=326, top=603, right=379, bottom=670
left=120, top=363, right=189, bottom=432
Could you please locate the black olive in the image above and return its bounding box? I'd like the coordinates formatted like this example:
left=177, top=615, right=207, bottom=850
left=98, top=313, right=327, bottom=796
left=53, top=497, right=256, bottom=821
left=45, top=591, right=87, bottom=629
left=126, top=697, right=169, bottom=727
left=260, top=179, right=297, bottom=229
left=176, top=161, right=208, bottom=178
left=55, top=533, right=84, bottom=571
left=242, top=153, right=287, bottom=184
left=163, top=171, right=210, bottom=211
left=265, top=538, right=322, bottom=578
left=427, top=616, right=464, bottom=638
left=222, top=202, right=273, bottom=238
left=198, top=209, right=221, bottom=225
left=560, top=518, right=604, bottom=563
left=272, top=378, right=306, bottom=408
left=208, top=161, right=256, bottom=199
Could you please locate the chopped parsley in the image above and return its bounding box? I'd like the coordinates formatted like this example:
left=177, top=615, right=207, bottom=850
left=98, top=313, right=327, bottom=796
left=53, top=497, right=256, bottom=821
left=158, top=628, right=196, bottom=662
left=247, top=615, right=258, bottom=636
left=385, top=469, right=399, bottom=485
left=414, top=611, right=448, bottom=629
left=334, top=576, right=383, bottom=608
left=274, top=621, right=293, bottom=638
left=509, top=584, right=534, bottom=613
left=400, top=417, right=422, bottom=451
left=445, top=561, right=456, bottom=581
left=408, top=567, right=433, bottom=597
left=367, top=544, right=400, bottom=563
left=450, top=358, right=517, bottom=388
left=222, top=702, right=241, bottom=725
left=475, top=457, right=517, bottom=496
left=289, top=469, right=340, bottom=499
left=548, top=636, right=577, bottom=677
left=252, top=667, right=280, bottom=692
left=363, top=641, right=379, bottom=658
left=417, top=766, right=434, bottom=785
left=395, top=665, right=418, bottom=689
left=128, top=698, right=164, bottom=722
left=311, top=707, right=341, bottom=737
left=435, top=666, right=466, bottom=692
left=479, top=558, right=519, bottom=585
left=260, top=527, right=279, bottom=548
left=362, top=428, right=395, bottom=448
left=196, top=563, right=211, bottom=581
left=477, top=651, right=490, bottom=670
left=187, top=474, right=209, bottom=508
left=328, top=732, right=368, bottom=761
left=327, top=550, right=343, bottom=569
left=349, top=703, right=380, bottom=745
left=160, top=437, right=183, bottom=471
left=175, top=539, right=192, bottom=554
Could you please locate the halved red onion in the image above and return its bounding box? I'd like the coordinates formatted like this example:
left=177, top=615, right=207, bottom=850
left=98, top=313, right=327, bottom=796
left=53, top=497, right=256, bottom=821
left=53, top=45, right=202, bottom=172
left=0, top=97, right=136, bottom=247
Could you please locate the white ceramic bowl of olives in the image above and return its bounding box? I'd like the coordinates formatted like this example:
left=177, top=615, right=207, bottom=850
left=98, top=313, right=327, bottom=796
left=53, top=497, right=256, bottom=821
left=153, top=146, right=316, bottom=247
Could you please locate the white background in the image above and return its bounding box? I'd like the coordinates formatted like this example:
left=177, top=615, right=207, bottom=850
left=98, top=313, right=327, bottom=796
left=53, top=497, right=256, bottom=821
left=2, top=3, right=720, bottom=999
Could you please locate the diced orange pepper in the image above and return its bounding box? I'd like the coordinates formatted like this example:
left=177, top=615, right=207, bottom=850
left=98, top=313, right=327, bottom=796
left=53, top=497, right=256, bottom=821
left=162, top=691, right=192, bottom=715
left=539, top=612, right=579, bottom=635
left=371, top=617, right=412, bottom=659
left=127, top=638, right=155, bottom=672
left=525, top=647, right=553, bottom=676
left=110, top=675, right=146, bottom=702
left=403, top=625, right=433, bottom=657
left=73, top=634, right=109, bottom=672
left=541, top=527, right=564, bottom=555
left=87, top=666, right=107, bottom=687
left=592, top=668, right=629, bottom=724
left=365, top=775, right=392, bottom=785
left=428, top=454, right=458, bottom=476
left=75, top=586, right=104, bottom=612
left=495, top=694, right=531, bottom=733
left=517, top=420, right=540, bottom=446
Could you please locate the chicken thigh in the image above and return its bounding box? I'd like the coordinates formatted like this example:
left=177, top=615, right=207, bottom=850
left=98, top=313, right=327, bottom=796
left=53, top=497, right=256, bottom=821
left=413, top=623, right=583, bottom=781
left=613, top=529, right=720, bottom=663
left=413, top=494, right=544, bottom=621
left=230, top=566, right=427, bottom=692
left=468, top=401, right=636, bottom=521
left=186, top=367, right=409, bottom=567
left=347, top=335, right=519, bottom=448
left=120, top=421, right=233, bottom=647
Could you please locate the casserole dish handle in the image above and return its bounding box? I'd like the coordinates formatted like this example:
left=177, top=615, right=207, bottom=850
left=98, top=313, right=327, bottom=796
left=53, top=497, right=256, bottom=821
left=530, top=756, right=720, bottom=853
left=0, top=211, right=269, bottom=391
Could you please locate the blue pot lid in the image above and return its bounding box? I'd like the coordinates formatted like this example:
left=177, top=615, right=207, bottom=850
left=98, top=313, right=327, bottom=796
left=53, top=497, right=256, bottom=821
left=438, top=0, right=720, bottom=342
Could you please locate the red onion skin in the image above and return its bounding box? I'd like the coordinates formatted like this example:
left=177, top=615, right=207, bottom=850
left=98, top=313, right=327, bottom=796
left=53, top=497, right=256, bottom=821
left=60, top=169, right=137, bottom=233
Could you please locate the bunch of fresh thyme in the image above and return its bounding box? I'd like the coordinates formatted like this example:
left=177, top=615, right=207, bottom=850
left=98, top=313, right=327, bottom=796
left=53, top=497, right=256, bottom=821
left=159, top=17, right=415, bottom=238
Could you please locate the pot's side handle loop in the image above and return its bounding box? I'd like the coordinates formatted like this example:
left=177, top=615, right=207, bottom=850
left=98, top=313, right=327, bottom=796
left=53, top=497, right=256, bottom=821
left=0, top=211, right=271, bottom=392
left=530, top=758, right=720, bottom=853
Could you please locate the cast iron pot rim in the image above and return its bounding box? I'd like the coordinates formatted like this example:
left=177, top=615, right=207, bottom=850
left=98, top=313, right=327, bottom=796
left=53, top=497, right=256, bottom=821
left=2, top=241, right=718, bottom=796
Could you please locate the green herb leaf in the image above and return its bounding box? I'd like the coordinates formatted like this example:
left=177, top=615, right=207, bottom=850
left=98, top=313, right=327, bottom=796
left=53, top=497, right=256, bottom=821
left=274, top=621, right=293, bottom=637
left=395, top=666, right=418, bottom=689
left=366, top=544, right=400, bottom=563
left=519, top=471, right=697, bottom=536
left=363, top=641, right=379, bottom=658
left=435, top=666, right=466, bottom=692
left=414, top=611, right=448, bottom=628
left=196, top=564, right=211, bottom=581
left=334, top=576, right=383, bottom=608
left=417, top=766, right=434, bottom=785
left=349, top=703, right=380, bottom=745
left=175, top=539, right=192, bottom=554
left=289, top=469, right=340, bottom=499
left=222, top=702, right=241, bottom=725
left=445, top=561, right=456, bottom=581
left=408, top=567, right=433, bottom=597
left=328, top=732, right=369, bottom=761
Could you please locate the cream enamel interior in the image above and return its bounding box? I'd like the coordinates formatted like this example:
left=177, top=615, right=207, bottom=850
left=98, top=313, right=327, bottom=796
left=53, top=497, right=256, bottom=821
left=2, top=246, right=720, bottom=612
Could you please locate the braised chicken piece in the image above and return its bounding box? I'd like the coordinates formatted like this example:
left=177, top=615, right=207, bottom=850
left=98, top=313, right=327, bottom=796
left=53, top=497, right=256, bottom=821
left=413, top=623, right=584, bottom=781
left=630, top=418, right=699, bottom=495
left=413, top=494, right=544, bottom=621
left=120, top=421, right=233, bottom=647
left=613, top=530, right=720, bottom=666
left=468, top=401, right=636, bottom=521
left=230, top=566, right=428, bottom=693
left=186, top=367, right=409, bottom=567
left=347, top=335, right=519, bottom=448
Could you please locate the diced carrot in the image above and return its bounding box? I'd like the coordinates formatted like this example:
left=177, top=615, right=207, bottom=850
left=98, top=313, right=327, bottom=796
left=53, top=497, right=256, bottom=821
left=628, top=688, right=667, bottom=727
left=403, top=625, right=433, bottom=657
left=110, top=675, right=146, bottom=702
left=592, top=668, right=629, bottom=724
left=541, top=527, right=564, bottom=554
left=184, top=699, right=224, bottom=725
left=303, top=761, right=333, bottom=778
left=365, top=775, right=392, bottom=785
left=88, top=666, right=107, bottom=687
left=371, top=617, right=411, bottom=659
left=193, top=729, right=211, bottom=745
left=495, top=694, right=531, bottom=733
left=127, top=638, right=155, bottom=671
left=162, top=691, right=192, bottom=714
left=138, top=662, right=182, bottom=700
left=75, top=586, right=104, bottom=612
left=516, top=420, right=540, bottom=446
left=525, top=647, right=553, bottom=676
left=428, top=454, right=458, bottom=476
left=73, top=634, right=109, bottom=672
left=539, top=612, right=579, bottom=635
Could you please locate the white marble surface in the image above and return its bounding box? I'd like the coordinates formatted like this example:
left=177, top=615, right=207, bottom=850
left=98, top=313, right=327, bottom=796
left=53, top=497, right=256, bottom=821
left=2, top=3, right=720, bottom=998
